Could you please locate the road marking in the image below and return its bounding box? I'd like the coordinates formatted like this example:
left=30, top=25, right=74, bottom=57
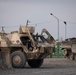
left=33, top=70, right=51, bottom=74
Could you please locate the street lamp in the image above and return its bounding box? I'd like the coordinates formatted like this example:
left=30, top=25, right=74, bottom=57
left=64, top=21, right=67, bottom=40
left=50, top=13, right=59, bottom=42
left=50, top=13, right=60, bottom=58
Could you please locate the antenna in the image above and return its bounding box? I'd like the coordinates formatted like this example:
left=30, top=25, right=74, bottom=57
left=0, top=26, right=5, bottom=33
left=2, top=27, right=4, bottom=31
left=26, top=20, right=31, bottom=26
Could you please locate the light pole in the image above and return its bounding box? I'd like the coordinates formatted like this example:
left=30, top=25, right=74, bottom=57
left=50, top=13, right=60, bottom=57
left=64, top=21, right=67, bottom=40
left=50, top=13, right=59, bottom=42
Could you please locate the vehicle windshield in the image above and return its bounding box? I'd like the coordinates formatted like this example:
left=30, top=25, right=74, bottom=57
left=33, top=35, right=45, bottom=43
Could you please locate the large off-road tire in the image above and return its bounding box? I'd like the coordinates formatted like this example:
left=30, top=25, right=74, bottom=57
left=63, top=49, right=67, bottom=58
left=68, top=53, right=74, bottom=60
left=11, top=51, right=26, bottom=68
left=28, top=59, right=43, bottom=68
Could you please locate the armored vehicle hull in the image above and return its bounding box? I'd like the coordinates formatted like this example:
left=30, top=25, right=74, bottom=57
left=61, top=38, right=76, bottom=60
left=0, top=26, right=55, bottom=68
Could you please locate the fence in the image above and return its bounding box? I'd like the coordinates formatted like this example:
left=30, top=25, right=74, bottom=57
left=52, top=44, right=64, bottom=58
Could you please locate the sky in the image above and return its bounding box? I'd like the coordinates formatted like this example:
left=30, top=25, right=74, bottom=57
left=0, top=0, right=76, bottom=40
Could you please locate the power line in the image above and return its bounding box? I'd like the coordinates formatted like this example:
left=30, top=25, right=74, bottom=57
left=0, top=25, right=19, bottom=29
left=0, top=20, right=76, bottom=29
left=1, top=20, right=55, bottom=29
left=31, top=20, right=55, bottom=25
left=59, top=20, right=76, bottom=25
left=66, top=21, right=76, bottom=25
left=34, top=20, right=76, bottom=25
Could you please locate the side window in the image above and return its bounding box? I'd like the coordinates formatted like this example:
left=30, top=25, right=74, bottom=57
left=42, top=33, right=48, bottom=39
left=41, top=29, right=55, bottom=44
left=20, top=37, right=29, bottom=45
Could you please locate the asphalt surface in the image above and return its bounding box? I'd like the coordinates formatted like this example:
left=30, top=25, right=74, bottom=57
left=0, top=58, right=76, bottom=75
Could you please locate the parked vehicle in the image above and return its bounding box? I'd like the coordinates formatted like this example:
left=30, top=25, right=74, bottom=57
left=61, top=38, right=76, bottom=60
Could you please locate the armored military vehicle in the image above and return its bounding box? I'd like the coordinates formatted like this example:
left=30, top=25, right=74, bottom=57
left=0, top=25, right=55, bottom=68
left=61, top=38, right=76, bottom=60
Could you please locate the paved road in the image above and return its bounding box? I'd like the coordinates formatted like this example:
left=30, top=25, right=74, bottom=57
left=0, top=58, right=76, bottom=75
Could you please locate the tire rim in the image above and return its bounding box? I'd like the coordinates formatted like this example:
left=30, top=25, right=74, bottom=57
left=69, top=53, right=73, bottom=60
left=13, top=55, right=21, bottom=64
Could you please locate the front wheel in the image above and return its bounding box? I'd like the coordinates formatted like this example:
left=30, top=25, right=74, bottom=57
left=63, top=49, right=67, bottom=58
left=11, top=51, right=26, bottom=68
left=68, top=53, right=74, bottom=60
left=28, top=59, right=43, bottom=68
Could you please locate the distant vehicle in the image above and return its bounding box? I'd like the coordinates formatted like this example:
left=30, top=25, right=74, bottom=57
left=0, top=25, right=55, bottom=68
left=61, top=38, right=76, bottom=60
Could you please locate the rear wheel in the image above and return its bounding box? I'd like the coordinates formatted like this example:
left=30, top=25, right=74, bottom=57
left=28, top=59, right=43, bottom=68
left=11, top=51, right=26, bottom=68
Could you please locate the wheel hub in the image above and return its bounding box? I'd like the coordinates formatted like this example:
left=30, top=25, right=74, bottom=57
left=13, top=55, right=21, bottom=64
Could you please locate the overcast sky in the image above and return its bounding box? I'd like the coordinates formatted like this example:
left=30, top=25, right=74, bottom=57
left=0, top=0, right=76, bottom=40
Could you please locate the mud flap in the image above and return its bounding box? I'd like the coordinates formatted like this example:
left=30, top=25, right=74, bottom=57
left=0, top=50, right=12, bottom=69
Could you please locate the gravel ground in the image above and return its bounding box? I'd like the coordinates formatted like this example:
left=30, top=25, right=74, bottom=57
left=0, top=58, right=76, bottom=75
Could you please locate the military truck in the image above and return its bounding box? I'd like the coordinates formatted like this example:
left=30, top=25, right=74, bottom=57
left=0, top=25, right=55, bottom=68
left=61, top=38, right=76, bottom=60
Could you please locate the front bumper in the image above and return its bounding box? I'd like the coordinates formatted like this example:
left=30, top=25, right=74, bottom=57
left=26, top=46, right=54, bottom=60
